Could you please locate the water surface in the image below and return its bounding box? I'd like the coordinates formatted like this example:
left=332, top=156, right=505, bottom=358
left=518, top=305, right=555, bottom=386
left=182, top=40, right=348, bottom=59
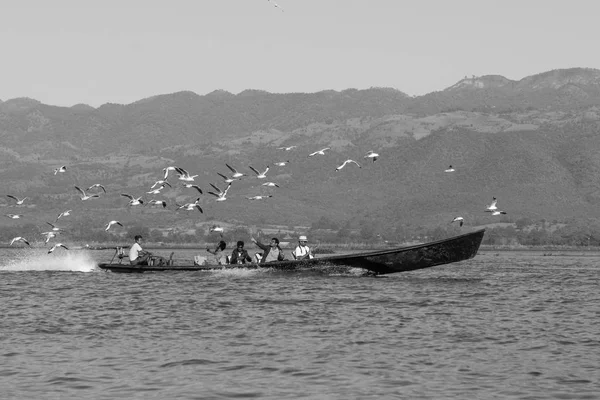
left=1, top=249, right=599, bottom=399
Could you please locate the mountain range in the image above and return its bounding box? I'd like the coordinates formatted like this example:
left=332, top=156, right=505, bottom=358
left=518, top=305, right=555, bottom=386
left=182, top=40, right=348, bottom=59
left=2, top=67, right=600, bottom=239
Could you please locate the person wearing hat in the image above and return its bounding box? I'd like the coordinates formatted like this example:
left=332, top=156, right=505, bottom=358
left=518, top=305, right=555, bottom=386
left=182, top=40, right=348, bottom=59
left=292, top=235, right=313, bottom=260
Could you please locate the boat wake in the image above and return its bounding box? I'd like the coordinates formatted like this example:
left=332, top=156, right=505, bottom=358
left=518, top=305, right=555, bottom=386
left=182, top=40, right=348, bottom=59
left=1, top=249, right=98, bottom=272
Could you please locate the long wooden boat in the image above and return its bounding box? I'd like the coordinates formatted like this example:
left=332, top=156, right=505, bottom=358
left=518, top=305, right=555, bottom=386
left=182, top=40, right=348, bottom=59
left=97, top=228, right=485, bottom=275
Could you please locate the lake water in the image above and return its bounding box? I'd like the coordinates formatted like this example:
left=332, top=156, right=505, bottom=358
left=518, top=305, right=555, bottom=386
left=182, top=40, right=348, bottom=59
left=1, top=248, right=599, bottom=399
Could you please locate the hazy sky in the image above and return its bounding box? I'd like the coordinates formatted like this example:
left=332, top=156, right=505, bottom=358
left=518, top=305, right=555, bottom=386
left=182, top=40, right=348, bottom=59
left=2, top=0, right=599, bottom=107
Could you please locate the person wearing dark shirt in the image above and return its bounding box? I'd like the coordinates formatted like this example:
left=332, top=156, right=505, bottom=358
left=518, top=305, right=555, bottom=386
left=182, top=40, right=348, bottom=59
left=251, top=237, right=284, bottom=263
left=230, top=240, right=252, bottom=264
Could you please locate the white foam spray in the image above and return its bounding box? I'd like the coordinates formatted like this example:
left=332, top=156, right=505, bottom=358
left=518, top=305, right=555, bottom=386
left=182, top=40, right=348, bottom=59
left=1, top=249, right=98, bottom=272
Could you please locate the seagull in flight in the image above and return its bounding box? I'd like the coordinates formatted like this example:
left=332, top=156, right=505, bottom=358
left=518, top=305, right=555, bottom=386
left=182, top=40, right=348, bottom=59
left=41, top=231, right=60, bottom=244
left=487, top=210, right=507, bottom=216
left=247, top=195, right=273, bottom=200
left=87, top=184, right=107, bottom=193
left=5, top=214, right=24, bottom=219
left=121, top=193, right=144, bottom=206
left=226, top=164, right=246, bottom=179
left=217, top=172, right=237, bottom=184
left=209, top=225, right=224, bottom=234
left=208, top=182, right=232, bottom=202
left=151, top=179, right=170, bottom=189
left=175, top=167, right=198, bottom=182
left=277, top=146, right=295, bottom=151
left=485, top=197, right=498, bottom=211
left=176, top=199, right=203, bottom=213
left=6, top=195, right=28, bottom=205
left=163, top=166, right=179, bottom=180
left=451, top=217, right=464, bottom=227
left=46, top=222, right=64, bottom=232
left=48, top=243, right=69, bottom=254
left=147, top=185, right=170, bottom=195
left=335, top=159, right=361, bottom=171
left=10, top=237, right=30, bottom=246
left=364, top=151, right=379, bottom=163
left=249, top=165, right=269, bottom=179
left=105, top=220, right=123, bottom=231
left=308, top=147, right=331, bottom=157
left=55, top=210, right=72, bottom=222
left=262, top=182, right=280, bottom=187
left=267, top=0, right=284, bottom=11
left=147, top=199, right=167, bottom=208
left=273, top=161, right=290, bottom=167
left=54, top=165, right=67, bottom=175
left=75, top=186, right=100, bottom=201
left=182, top=183, right=203, bottom=194
left=445, top=165, right=455, bottom=172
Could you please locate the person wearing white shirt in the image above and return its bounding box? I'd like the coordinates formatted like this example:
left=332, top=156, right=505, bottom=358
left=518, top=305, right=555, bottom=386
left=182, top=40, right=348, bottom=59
left=292, top=235, right=313, bottom=260
left=129, top=235, right=150, bottom=265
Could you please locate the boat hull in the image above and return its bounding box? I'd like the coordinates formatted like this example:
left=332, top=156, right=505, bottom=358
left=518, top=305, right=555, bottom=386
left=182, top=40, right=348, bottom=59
left=97, top=229, right=485, bottom=275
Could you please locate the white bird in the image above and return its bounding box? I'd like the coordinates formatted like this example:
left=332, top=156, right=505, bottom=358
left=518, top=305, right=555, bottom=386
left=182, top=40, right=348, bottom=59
left=226, top=164, right=246, bottom=179
left=105, top=220, right=123, bottom=231
left=485, top=197, right=498, bottom=211
left=262, top=182, right=280, bottom=188
left=147, top=185, right=169, bottom=195
left=46, top=222, right=63, bottom=232
left=147, top=199, right=167, bottom=208
left=249, top=165, right=269, bottom=179
left=451, top=217, right=464, bottom=227
left=163, top=166, right=179, bottom=180
left=487, top=210, right=507, bottom=216
left=41, top=231, right=60, bottom=244
left=87, top=183, right=107, bottom=193
left=121, top=193, right=144, bottom=206
left=175, top=167, right=198, bottom=182
left=308, top=147, right=331, bottom=157
left=48, top=243, right=69, bottom=254
left=217, top=172, right=237, bottom=184
left=273, top=161, right=290, bottom=166
left=277, top=146, right=296, bottom=151
left=208, top=183, right=232, bottom=202
left=75, top=186, right=100, bottom=201
left=182, top=183, right=203, bottom=194
left=364, top=151, right=379, bottom=163
left=445, top=165, right=455, bottom=172
left=151, top=179, right=170, bottom=189
left=10, top=237, right=30, bottom=246
left=268, top=0, right=284, bottom=11
left=335, top=159, right=361, bottom=171
left=247, top=195, right=272, bottom=200
left=54, top=165, right=67, bottom=175
left=209, top=225, right=224, bottom=233
left=6, top=195, right=28, bottom=205
left=55, top=210, right=72, bottom=222
left=176, top=200, right=203, bottom=213
left=5, top=214, right=24, bottom=219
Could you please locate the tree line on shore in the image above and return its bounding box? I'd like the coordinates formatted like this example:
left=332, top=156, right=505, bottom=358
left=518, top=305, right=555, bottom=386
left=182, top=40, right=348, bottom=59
left=3, top=216, right=599, bottom=248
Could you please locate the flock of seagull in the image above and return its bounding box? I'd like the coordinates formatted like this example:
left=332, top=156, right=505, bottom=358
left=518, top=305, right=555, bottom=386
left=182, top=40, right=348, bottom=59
left=5, top=142, right=507, bottom=251
left=5, top=147, right=383, bottom=252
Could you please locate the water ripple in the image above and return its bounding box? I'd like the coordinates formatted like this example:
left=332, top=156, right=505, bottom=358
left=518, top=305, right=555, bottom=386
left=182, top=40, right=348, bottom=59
left=0, top=250, right=599, bottom=399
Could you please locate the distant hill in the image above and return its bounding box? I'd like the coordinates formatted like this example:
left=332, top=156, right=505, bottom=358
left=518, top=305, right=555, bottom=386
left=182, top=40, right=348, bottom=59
left=2, top=67, right=600, bottom=240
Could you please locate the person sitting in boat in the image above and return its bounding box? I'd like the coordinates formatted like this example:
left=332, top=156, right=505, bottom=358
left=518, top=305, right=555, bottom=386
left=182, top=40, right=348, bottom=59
left=230, top=240, right=253, bottom=264
left=207, top=240, right=228, bottom=265
left=292, top=235, right=313, bottom=260
left=251, top=237, right=285, bottom=263
left=130, top=235, right=167, bottom=266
